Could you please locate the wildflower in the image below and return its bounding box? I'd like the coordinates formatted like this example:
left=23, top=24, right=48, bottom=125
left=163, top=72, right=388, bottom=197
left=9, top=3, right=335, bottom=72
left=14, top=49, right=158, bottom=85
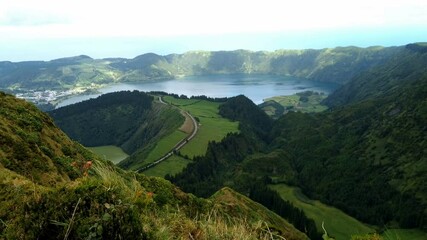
left=83, top=161, right=92, bottom=170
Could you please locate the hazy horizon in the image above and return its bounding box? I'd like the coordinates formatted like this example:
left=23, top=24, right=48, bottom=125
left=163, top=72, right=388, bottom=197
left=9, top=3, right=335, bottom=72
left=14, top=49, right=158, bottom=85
left=1, top=0, right=426, bottom=61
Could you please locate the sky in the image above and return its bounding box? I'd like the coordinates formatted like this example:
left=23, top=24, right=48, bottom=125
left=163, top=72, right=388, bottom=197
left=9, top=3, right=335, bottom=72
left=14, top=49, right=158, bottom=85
left=1, top=0, right=427, bottom=61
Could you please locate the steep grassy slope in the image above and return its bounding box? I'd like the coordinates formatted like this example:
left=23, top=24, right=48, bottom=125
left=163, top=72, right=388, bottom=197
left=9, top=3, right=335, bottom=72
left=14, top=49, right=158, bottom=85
left=0, top=92, right=307, bottom=239
left=0, top=92, right=92, bottom=185
left=210, top=187, right=308, bottom=240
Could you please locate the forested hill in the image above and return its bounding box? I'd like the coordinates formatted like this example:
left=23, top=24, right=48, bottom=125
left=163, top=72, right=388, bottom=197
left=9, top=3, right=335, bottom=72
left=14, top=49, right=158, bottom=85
left=324, top=43, right=427, bottom=107
left=170, top=43, right=427, bottom=232
left=48, top=91, right=184, bottom=160
left=170, top=95, right=322, bottom=239
left=164, top=46, right=400, bottom=84
left=0, top=92, right=308, bottom=239
left=219, top=94, right=273, bottom=138
left=287, top=43, right=427, bottom=227
left=0, top=45, right=404, bottom=91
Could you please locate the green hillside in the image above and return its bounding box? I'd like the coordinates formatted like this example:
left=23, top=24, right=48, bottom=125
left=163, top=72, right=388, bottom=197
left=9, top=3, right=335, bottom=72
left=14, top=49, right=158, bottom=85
left=162, top=95, right=239, bottom=158
left=170, top=44, right=427, bottom=237
left=3, top=43, right=427, bottom=240
left=0, top=92, right=306, bottom=239
left=324, top=43, right=427, bottom=107
left=164, top=47, right=401, bottom=84
left=139, top=95, right=239, bottom=177
left=0, top=55, right=121, bottom=90
left=48, top=91, right=184, bottom=169
left=0, top=91, right=94, bottom=185
left=269, top=45, right=427, bottom=228
left=260, top=91, right=328, bottom=118
left=269, top=184, right=374, bottom=240
left=170, top=96, right=323, bottom=239
left=49, top=92, right=239, bottom=175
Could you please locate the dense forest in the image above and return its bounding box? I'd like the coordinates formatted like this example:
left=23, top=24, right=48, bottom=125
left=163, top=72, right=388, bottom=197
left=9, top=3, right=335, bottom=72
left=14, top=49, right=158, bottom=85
left=169, top=44, right=427, bottom=232
left=49, top=91, right=153, bottom=148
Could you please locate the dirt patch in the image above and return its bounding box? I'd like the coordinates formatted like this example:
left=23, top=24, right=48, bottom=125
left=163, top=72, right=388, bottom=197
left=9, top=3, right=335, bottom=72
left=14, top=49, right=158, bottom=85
left=179, top=111, right=194, bottom=134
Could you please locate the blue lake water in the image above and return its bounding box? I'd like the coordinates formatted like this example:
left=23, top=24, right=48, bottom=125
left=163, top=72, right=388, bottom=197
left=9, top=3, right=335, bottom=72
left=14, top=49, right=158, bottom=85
left=56, top=74, right=339, bottom=108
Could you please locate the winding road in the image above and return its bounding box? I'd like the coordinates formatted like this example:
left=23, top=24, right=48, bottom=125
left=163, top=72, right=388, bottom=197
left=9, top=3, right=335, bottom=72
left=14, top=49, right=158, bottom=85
left=136, top=96, right=198, bottom=173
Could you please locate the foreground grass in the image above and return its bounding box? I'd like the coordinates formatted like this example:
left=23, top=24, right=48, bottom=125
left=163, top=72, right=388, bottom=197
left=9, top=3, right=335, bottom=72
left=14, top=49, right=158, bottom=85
left=1, top=160, right=301, bottom=239
left=87, top=145, right=129, bottom=164
left=270, top=184, right=374, bottom=240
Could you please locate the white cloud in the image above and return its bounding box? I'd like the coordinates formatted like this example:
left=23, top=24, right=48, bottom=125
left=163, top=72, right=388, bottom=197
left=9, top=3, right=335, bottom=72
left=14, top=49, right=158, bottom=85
left=0, top=0, right=426, bottom=38
left=0, top=0, right=70, bottom=26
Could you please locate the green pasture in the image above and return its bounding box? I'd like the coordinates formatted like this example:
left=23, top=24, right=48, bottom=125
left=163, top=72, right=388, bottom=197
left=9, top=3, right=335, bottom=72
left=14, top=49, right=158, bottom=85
left=143, top=155, right=192, bottom=178
left=142, top=96, right=239, bottom=176
left=382, top=228, right=427, bottom=240
left=88, top=145, right=129, bottom=164
left=143, top=130, right=187, bottom=164
left=162, top=96, right=239, bottom=157
left=269, top=184, right=374, bottom=240
left=265, top=92, right=328, bottom=114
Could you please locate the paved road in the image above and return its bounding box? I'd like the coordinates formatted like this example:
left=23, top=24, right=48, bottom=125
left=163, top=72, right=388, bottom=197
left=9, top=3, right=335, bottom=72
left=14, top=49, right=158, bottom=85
left=136, top=96, right=199, bottom=172
left=158, top=96, right=166, bottom=105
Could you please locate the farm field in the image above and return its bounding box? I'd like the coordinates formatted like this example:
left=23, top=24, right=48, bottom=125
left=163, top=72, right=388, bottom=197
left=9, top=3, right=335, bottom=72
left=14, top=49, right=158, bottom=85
left=143, top=155, right=192, bottom=178
left=162, top=96, right=239, bottom=158
left=142, top=130, right=187, bottom=165
left=141, top=96, right=239, bottom=176
left=264, top=91, right=328, bottom=115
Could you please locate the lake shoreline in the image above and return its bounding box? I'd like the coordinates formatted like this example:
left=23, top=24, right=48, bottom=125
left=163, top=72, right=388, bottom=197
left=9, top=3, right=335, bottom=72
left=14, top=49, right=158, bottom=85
left=54, top=74, right=339, bottom=109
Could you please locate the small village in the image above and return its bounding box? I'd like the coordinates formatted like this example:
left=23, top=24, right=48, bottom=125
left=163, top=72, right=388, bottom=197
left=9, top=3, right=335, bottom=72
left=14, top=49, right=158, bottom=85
left=13, top=85, right=100, bottom=105
left=15, top=89, right=72, bottom=104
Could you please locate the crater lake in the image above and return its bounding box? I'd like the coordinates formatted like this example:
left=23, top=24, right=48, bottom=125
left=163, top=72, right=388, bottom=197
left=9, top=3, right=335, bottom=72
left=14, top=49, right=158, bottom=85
left=56, top=74, right=339, bottom=108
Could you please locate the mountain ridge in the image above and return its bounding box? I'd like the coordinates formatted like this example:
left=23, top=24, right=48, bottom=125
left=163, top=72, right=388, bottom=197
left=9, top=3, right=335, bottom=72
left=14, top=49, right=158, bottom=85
left=0, top=44, right=407, bottom=92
